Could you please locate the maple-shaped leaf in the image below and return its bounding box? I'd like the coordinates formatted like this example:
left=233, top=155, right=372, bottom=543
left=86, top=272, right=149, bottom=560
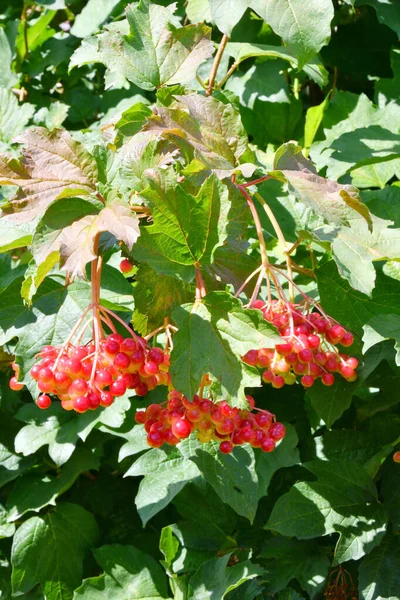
left=132, top=169, right=230, bottom=281
left=70, top=1, right=213, bottom=91
left=143, top=94, right=249, bottom=172
left=58, top=201, right=140, bottom=279
left=0, top=127, right=98, bottom=222
left=314, top=215, right=400, bottom=296
left=272, top=142, right=371, bottom=228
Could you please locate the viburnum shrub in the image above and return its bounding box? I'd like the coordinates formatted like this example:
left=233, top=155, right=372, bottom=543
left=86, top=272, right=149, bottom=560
left=0, top=1, right=399, bottom=599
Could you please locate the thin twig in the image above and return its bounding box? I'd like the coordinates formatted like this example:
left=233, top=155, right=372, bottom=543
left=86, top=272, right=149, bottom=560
left=206, top=34, right=229, bottom=96
left=216, top=60, right=239, bottom=89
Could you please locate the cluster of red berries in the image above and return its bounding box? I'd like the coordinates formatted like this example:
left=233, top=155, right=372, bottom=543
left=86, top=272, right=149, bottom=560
left=242, top=300, right=358, bottom=389
left=23, top=332, right=170, bottom=412
left=135, top=390, right=286, bottom=454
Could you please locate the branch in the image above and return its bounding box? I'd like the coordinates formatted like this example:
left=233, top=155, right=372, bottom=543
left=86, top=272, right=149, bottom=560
left=206, top=34, right=229, bottom=96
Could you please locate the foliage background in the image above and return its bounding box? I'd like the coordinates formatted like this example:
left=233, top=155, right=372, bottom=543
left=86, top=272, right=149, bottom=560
left=0, top=0, right=399, bottom=599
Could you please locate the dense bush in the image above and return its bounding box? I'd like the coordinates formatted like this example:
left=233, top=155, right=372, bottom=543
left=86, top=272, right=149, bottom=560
left=0, top=1, right=399, bottom=598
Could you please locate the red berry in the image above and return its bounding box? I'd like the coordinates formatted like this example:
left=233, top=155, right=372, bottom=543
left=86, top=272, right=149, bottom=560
left=326, top=325, right=345, bottom=344
left=120, top=259, right=133, bottom=274
left=270, top=422, right=286, bottom=441
left=272, top=375, right=285, bottom=389
left=261, top=437, right=275, bottom=452
left=100, top=391, right=114, bottom=407
left=37, top=394, right=51, bottom=409
left=164, top=428, right=180, bottom=445
left=341, top=332, right=354, bottom=347
left=171, top=418, right=192, bottom=439
left=38, top=367, right=54, bottom=383
left=242, top=350, right=258, bottom=366
left=301, top=374, right=315, bottom=388
left=219, top=441, right=233, bottom=454
left=9, top=377, right=24, bottom=391
left=95, top=368, right=113, bottom=387
left=393, top=451, right=400, bottom=463
left=87, top=391, right=101, bottom=410
left=147, top=431, right=164, bottom=448
left=346, top=357, right=358, bottom=369
left=322, top=372, right=335, bottom=386
left=275, top=342, right=293, bottom=356
left=148, top=347, right=165, bottom=365
left=38, top=380, right=54, bottom=393
left=246, top=395, right=255, bottom=409
left=241, top=428, right=255, bottom=443
left=255, top=411, right=273, bottom=428
left=307, top=334, right=320, bottom=350
left=298, top=349, right=313, bottom=363
left=30, top=364, right=41, bottom=380
left=105, top=340, right=120, bottom=356
left=135, top=382, right=148, bottom=396
left=73, top=396, right=90, bottom=413
left=143, top=361, right=158, bottom=375
left=114, top=352, right=130, bottom=370
left=68, top=378, right=88, bottom=398
left=216, top=418, right=234, bottom=435
left=110, top=380, right=127, bottom=396
left=120, top=338, right=137, bottom=354
left=340, top=365, right=355, bottom=379
left=65, top=358, right=82, bottom=377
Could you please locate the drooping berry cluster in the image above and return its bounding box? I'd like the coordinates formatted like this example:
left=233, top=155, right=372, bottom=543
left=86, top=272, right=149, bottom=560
left=27, top=333, right=170, bottom=412
left=135, top=390, right=286, bottom=454
left=242, top=300, right=358, bottom=389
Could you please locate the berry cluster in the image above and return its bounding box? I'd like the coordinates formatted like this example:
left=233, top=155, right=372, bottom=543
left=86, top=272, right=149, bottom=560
left=27, top=333, right=170, bottom=412
left=242, top=300, right=358, bottom=389
left=135, top=391, right=286, bottom=454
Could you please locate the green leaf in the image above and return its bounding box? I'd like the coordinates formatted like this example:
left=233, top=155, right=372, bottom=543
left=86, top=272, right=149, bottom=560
left=357, top=0, right=400, bottom=38
left=251, top=0, right=334, bottom=68
left=259, top=537, right=329, bottom=598
left=170, top=291, right=281, bottom=405
left=310, top=91, right=400, bottom=187
left=0, top=217, right=35, bottom=253
left=381, top=459, right=400, bottom=530
left=224, top=42, right=329, bottom=87
left=11, top=502, right=99, bottom=600
left=16, top=10, right=56, bottom=64
left=6, top=447, right=99, bottom=521
left=160, top=526, right=180, bottom=567
left=132, top=264, right=193, bottom=335
left=188, top=554, right=264, bottom=599
left=314, top=429, right=398, bottom=471
left=358, top=535, right=400, bottom=600
left=144, top=94, right=248, bottom=172
left=317, top=261, right=400, bottom=337
left=114, top=101, right=152, bottom=143
left=74, top=543, right=171, bottom=600
left=77, top=2, right=214, bottom=91
left=209, top=0, right=252, bottom=35
left=15, top=398, right=130, bottom=467
left=132, top=171, right=230, bottom=281
left=314, top=215, right=400, bottom=296
left=180, top=437, right=259, bottom=522
left=71, top=0, right=121, bottom=38
left=256, top=423, right=300, bottom=498
left=266, top=459, right=387, bottom=564
left=324, top=125, right=400, bottom=180
left=0, top=127, right=98, bottom=222
left=0, top=29, right=19, bottom=88
left=304, top=94, right=330, bottom=150
left=21, top=253, right=60, bottom=305
left=124, top=447, right=200, bottom=526
left=306, top=378, right=357, bottom=428
left=0, top=505, right=15, bottom=539
left=363, top=314, right=400, bottom=364
left=0, top=440, right=36, bottom=489
left=33, top=101, right=69, bottom=130
left=0, top=89, right=35, bottom=144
